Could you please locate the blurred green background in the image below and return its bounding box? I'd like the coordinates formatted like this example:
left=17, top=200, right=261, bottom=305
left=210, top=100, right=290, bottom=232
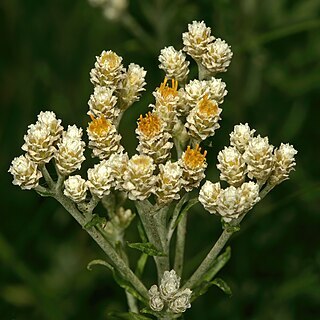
left=1, top=0, right=320, bottom=319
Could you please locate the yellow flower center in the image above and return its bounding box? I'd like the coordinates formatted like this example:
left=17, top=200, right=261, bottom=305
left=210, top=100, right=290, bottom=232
left=183, top=145, right=207, bottom=169
left=158, top=77, right=178, bottom=98
left=100, top=51, right=119, bottom=68
left=88, top=114, right=111, bottom=135
left=198, top=94, right=219, bottom=117
left=138, top=112, right=161, bottom=137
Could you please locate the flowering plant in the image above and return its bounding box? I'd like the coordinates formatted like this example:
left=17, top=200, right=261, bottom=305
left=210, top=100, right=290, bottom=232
left=9, top=21, right=297, bottom=319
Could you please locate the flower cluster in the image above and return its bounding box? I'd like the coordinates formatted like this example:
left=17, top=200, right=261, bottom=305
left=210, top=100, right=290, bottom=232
left=8, top=21, right=298, bottom=317
left=182, top=21, right=233, bottom=74
left=149, top=270, right=192, bottom=314
left=9, top=111, right=64, bottom=189
left=199, top=123, right=297, bottom=222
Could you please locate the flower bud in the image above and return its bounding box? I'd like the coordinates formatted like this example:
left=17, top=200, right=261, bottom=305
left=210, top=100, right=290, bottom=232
left=217, top=146, right=246, bottom=186
left=199, top=181, right=221, bottom=214
left=243, top=135, right=274, bottom=183
left=86, top=160, right=113, bottom=198
left=168, top=288, right=192, bottom=314
left=159, top=270, right=180, bottom=300
left=182, top=21, right=215, bottom=59
left=9, top=155, right=42, bottom=190
left=122, top=155, right=157, bottom=201
left=159, top=46, right=190, bottom=82
left=201, top=38, right=233, bottom=74
left=148, top=285, right=164, bottom=312
left=230, top=123, right=255, bottom=153
left=269, top=143, right=297, bottom=185
left=64, top=175, right=87, bottom=203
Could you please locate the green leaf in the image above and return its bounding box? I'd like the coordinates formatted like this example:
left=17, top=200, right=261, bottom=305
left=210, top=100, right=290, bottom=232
left=83, top=214, right=106, bottom=229
left=108, top=311, right=151, bottom=320
left=210, top=278, right=232, bottom=296
left=87, top=259, right=113, bottom=271
left=203, top=246, right=231, bottom=281
left=173, top=198, right=198, bottom=229
left=192, top=277, right=232, bottom=301
left=128, top=242, right=166, bottom=256
left=135, top=253, right=148, bottom=278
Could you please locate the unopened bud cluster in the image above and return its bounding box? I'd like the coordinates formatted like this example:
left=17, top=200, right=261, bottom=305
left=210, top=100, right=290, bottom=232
left=199, top=123, right=297, bottom=222
left=149, top=270, right=192, bottom=314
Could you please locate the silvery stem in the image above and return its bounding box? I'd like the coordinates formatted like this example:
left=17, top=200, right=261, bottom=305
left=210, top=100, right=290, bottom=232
left=182, top=182, right=275, bottom=290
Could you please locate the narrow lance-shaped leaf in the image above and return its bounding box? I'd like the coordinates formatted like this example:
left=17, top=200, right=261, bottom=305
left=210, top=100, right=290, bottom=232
left=87, top=259, right=113, bottom=271
left=128, top=242, right=166, bottom=257
left=192, top=277, right=232, bottom=301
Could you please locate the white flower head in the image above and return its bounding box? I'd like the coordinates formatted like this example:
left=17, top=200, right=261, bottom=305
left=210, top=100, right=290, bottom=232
left=182, top=21, right=215, bottom=59
left=168, top=288, right=192, bottom=314
left=159, top=270, right=181, bottom=300
left=179, top=145, right=207, bottom=191
left=243, top=135, right=274, bottom=182
left=217, top=146, right=246, bottom=186
left=199, top=181, right=221, bottom=214
left=9, top=155, right=42, bottom=190
left=107, top=152, right=129, bottom=190
left=122, top=154, right=157, bottom=200
left=55, top=125, right=86, bottom=175
left=215, top=186, right=243, bottom=222
left=156, top=161, right=183, bottom=205
left=186, top=94, right=222, bottom=141
left=136, top=112, right=173, bottom=164
left=184, top=79, right=210, bottom=109
left=240, top=181, right=260, bottom=211
left=208, top=77, right=228, bottom=104
left=230, top=123, right=256, bottom=153
left=87, top=115, right=123, bottom=160
left=88, top=86, right=119, bottom=121
left=90, top=50, right=124, bottom=87
left=86, top=160, right=113, bottom=198
left=270, top=143, right=297, bottom=185
left=64, top=175, right=88, bottom=203
left=118, top=63, right=147, bottom=109
left=159, top=46, right=190, bottom=82
left=22, top=123, right=56, bottom=164
left=148, top=285, right=164, bottom=312
left=201, top=38, right=233, bottom=74
left=36, top=111, right=63, bottom=142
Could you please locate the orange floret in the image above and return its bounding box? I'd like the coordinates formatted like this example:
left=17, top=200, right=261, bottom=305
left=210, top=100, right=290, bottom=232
left=158, top=77, right=179, bottom=98
left=88, top=115, right=111, bottom=135
left=198, top=94, right=219, bottom=117
left=183, top=144, right=207, bottom=169
left=138, top=112, right=161, bottom=138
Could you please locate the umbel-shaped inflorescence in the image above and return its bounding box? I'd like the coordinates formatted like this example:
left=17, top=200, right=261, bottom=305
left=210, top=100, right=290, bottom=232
left=9, top=21, right=297, bottom=317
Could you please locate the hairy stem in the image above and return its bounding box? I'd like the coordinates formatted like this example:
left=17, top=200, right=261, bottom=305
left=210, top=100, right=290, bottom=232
left=135, top=201, right=169, bottom=280
left=174, top=213, right=187, bottom=277
left=182, top=228, right=232, bottom=290
left=54, top=192, right=148, bottom=301
left=182, top=182, right=275, bottom=290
